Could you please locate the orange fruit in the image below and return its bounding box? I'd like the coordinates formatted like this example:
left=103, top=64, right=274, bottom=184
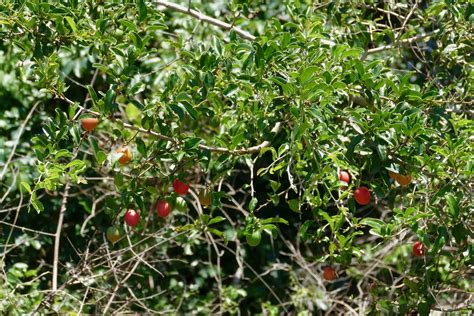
left=116, top=146, right=132, bottom=164
left=396, top=174, right=412, bottom=187
left=388, top=171, right=400, bottom=181
left=198, top=189, right=212, bottom=207
left=81, top=117, right=99, bottom=131
left=106, top=227, right=120, bottom=244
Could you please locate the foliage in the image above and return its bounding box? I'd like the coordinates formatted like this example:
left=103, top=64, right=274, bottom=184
left=0, top=0, right=473, bottom=314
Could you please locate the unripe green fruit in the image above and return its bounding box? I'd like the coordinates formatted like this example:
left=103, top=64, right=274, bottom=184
left=174, top=197, right=188, bottom=212
left=246, top=230, right=261, bottom=247
left=106, top=227, right=120, bottom=244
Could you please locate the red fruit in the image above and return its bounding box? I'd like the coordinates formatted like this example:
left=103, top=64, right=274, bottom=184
left=338, top=170, right=351, bottom=184
left=124, top=209, right=139, bottom=227
left=323, top=267, right=336, bottom=281
left=156, top=200, right=171, bottom=218
left=354, top=186, right=371, bottom=205
left=173, top=179, right=189, bottom=195
left=413, top=241, right=424, bottom=257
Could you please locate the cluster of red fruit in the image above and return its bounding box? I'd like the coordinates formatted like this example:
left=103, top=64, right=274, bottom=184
left=323, top=241, right=425, bottom=281
left=86, top=118, right=425, bottom=279
left=106, top=179, right=190, bottom=244
left=338, top=170, right=371, bottom=205
left=323, top=171, right=425, bottom=281
left=81, top=118, right=214, bottom=244
left=125, top=179, right=190, bottom=226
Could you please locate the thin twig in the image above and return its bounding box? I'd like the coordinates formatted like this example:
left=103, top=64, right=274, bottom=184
left=364, top=29, right=440, bottom=56
left=0, top=101, right=39, bottom=181
left=154, top=0, right=256, bottom=41
left=71, top=104, right=282, bottom=155
left=395, top=1, right=419, bottom=42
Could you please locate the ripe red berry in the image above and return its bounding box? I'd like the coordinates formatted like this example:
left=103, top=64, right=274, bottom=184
left=413, top=241, right=424, bottom=257
left=156, top=200, right=171, bottom=218
left=124, top=209, right=139, bottom=227
left=354, top=186, right=371, bottom=205
left=338, top=170, right=351, bottom=184
left=173, top=179, right=189, bottom=195
left=323, top=267, right=336, bottom=281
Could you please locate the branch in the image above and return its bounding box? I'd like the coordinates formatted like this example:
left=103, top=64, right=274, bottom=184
left=75, top=105, right=281, bottom=155
left=365, top=29, right=440, bottom=55
left=154, top=0, right=256, bottom=41
left=52, top=181, right=70, bottom=292
left=394, top=0, right=419, bottom=42
left=198, top=122, right=282, bottom=154
left=0, top=101, right=39, bottom=181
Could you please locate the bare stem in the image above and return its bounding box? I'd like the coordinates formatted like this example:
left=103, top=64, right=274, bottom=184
left=73, top=104, right=281, bottom=155
left=0, top=101, right=39, bottom=181
left=52, top=181, right=71, bottom=292
left=364, top=29, right=440, bottom=56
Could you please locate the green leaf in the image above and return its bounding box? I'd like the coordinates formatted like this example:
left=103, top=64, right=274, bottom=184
left=66, top=159, right=85, bottom=169
left=341, top=47, right=363, bottom=59
left=79, top=200, right=92, bottom=214
left=254, top=43, right=264, bottom=68
left=299, top=220, right=314, bottom=240
left=118, top=19, right=138, bottom=32
left=288, top=199, right=300, bottom=213
left=114, top=173, right=124, bottom=188
left=70, top=125, right=81, bottom=144
left=208, top=216, right=225, bottom=226
left=86, top=85, right=98, bottom=106
left=269, top=180, right=281, bottom=192
left=137, top=0, right=147, bottom=20
left=431, top=226, right=448, bottom=254
left=261, top=217, right=288, bottom=225
left=125, top=103, right=141, bottom=122
left=96, top=151, right=107, bottom=165
left=180, top=102, right=198, bottom=120
left=403, top=278, right=419, bottom=293
left=170, top=104, right=184, bottom=120
left=360, top=218, right=385, bottom=229
left=300, top=66, right=318, bottom=84
left=21, top=182, right=32, bottom=194
left=452, top=223, right=468, bottom=244
left=104, top=88, right=116, bottom=113
left=347, top=135, right=364, bottom=156
left=64, top=16, right=77, bottom=32
left=31, top=192, right=44, bottom=213
left=136, top=138, right=147, bottom=156
left=208, top=228, right=223, bottom=237
left=376, top=144, right=387, bottom=161
left=55, top=149, right=73, bottom=160
left=446, top=194, right=460, bottom=218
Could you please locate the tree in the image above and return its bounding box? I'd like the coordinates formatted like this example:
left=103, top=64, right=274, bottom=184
left=0, top=0, right=472, bottom=314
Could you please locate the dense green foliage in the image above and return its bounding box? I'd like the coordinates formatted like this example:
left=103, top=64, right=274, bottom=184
left=0, top=0, right=473, bottom=314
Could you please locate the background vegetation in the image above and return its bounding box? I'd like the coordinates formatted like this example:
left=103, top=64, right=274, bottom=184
left=0, top=0, right=472, bottom=314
